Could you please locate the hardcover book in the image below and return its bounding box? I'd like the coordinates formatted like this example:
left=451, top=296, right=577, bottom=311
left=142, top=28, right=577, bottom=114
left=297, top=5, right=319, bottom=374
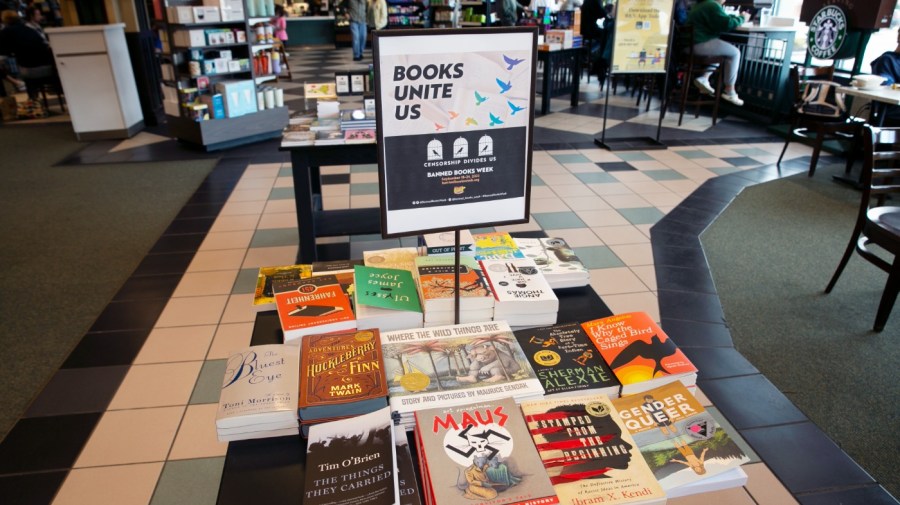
left=344, top=129, right=377, bottom=144
left=472, top=232, right=525, bottom=261
left=304, top=82, right=338, bottom=99
left=353, top=265, right=424, bottom=332
left=513, top=237, right=589, bottom=289
left=304, top=406, right=398, bottom=505
left=253, top=263, right=313, bottom=312
left=611, top=381, right=749, bottom=498
left=299, top=329, right=389, bottom=421
left=519, top=394, right=666, bottom=505
left=414, top=255, right=494, bottom=313
left=215, top=344, right=300, bottom=438
left=380, top=320, right=543, bottom=429
left=273, top=275, right=356, bottom=344
left=480, top=258, right=559, bottom=319
left=581, top=312, right=698, bottom=396
left=513, top=322, right=621, bottom=399
left=312, top=259, right=361, bottom=297
left=414, top=397, right=560, bottom=505
left=282, top=130, right=316, bottom=147
left=364, top=247, right=420, bottom=274
left=419, top=229, right=476, bottom=256
left=315, top=129, right=346, bottom=145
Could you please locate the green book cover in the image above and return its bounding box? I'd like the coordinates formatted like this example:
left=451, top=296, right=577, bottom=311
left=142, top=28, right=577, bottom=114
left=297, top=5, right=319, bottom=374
left=354, top=265, right=422, bottom=313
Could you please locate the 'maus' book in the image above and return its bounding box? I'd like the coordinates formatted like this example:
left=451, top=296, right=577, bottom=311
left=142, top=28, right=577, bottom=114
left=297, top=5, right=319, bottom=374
left=513, top=322, right=620, bottom=399
left=273, top=275, right=356, bottom=344
left=519, top=394, right=666, bottom=505
left=612, top=381, right=749, bottom=498
left=414, top=397, right=560, bottom=505
left=581, top=312, right=697, bottom=396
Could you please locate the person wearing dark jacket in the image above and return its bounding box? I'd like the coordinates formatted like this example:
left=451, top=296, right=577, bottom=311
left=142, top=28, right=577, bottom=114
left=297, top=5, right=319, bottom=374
left=687, top=0, right=748, bottom=106
left=0, top=9, right=55, bottom=100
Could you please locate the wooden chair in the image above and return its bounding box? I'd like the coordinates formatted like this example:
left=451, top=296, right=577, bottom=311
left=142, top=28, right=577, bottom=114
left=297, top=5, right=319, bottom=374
left=776, top=65, right=860, bottom=177
left=665, top=24, right=726, bottom=127
left=825, top=125, right=900, bottom=332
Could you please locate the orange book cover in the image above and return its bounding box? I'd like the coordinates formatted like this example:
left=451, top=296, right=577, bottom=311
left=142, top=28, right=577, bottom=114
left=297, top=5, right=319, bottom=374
left=581, top=312, right=697, bottom=394
left=274, top=275, right=356, bottom=343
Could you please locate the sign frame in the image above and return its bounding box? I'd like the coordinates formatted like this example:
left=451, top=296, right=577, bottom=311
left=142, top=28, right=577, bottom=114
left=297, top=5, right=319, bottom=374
left=609, top=0, right=676, bottom=75
left=373, top=27, right=538, bottom=238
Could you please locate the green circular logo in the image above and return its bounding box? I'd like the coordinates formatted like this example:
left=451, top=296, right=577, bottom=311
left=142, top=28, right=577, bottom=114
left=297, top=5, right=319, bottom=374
left=807, top=6, right=847, bottom=60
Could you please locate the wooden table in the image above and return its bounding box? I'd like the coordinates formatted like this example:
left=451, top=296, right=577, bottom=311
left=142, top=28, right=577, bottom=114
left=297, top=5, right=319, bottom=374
left=537, top=47, right=582, bottom=115
left=837, top=85, right=900, bottom=126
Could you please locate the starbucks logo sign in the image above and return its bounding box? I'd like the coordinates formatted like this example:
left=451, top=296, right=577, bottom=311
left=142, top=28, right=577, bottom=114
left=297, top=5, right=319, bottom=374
left=807, top=6, right=847, bottom=59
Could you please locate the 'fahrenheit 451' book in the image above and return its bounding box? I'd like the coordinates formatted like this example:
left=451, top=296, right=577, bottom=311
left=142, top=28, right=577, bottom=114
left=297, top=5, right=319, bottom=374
left=299, top=329, right=389, bottom=422
left=273, top=275, right=356, bottom=344
left=303, top=406, right=399, bottom=505
left=414, top=397, right=559, bottom=505
left=513, top=322, right=620, bottom=399
left=519, top=394, right=666, bottom=505
left=581, top=312, right=697, bottom=396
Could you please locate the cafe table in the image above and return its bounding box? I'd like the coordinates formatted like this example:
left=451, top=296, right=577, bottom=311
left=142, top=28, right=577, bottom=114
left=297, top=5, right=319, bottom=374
left=833, top=85, right=900, bottom=187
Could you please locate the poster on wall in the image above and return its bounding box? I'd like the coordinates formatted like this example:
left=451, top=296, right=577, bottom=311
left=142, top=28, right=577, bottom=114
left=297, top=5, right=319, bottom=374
left=373, top=27, right=537, bottom=238
left=610, top=0, right=675, bottom=74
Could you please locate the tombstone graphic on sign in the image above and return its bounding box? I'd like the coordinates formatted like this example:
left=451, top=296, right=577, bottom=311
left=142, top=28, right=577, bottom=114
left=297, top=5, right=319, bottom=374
left=427, top=139, right=444, bottom=161
left=453, top=137, right=469, bottom=158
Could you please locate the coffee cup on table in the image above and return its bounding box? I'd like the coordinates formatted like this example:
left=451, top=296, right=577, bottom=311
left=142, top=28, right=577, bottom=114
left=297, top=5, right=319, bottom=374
left=851, top=74, right=885, bottom=89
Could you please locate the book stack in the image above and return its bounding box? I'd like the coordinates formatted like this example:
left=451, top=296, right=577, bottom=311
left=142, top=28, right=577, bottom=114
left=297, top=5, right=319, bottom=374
left=612, top=381, right=750, bottom=498
left=273, top=274, right=356, bottom=344
left=311, top=258, right=361, bottom=296
left=418, top=229, right=476, bottom=257
left=353, top=264, right=424, bottom=332
left=414, top=255, right=494, bottom=326
left=252, top=263, right=312, bottom=312
left=380, top=320, right=545, bottom=430
left=480, top=257, right=559, bottom=327
left=472, top=231, right=525, bottom=260
left=394, top=425, right=424, bottom=505
left=281, top=123, right=315, bottom=147
left=215, top=344, right=300, bottom=442
left=520, top=393, right=666, bottom=505
left=581, top=311, right=698, bottom=396
left=513, top=322, right=621, bottom=399
left=513, top=237, right=590, bottom=289
left=363, top=247, right=420, bottom=274
left=298, top=329, right=390, bottom=436
left=414, top=397, right=560, bottom=505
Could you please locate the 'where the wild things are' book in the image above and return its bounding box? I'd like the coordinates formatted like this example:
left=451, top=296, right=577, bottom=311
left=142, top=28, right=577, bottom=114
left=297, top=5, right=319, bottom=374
left=581, top=312, right=697, bottom=396
left=303, top=406, right=399, bottom=505
left=513, top=322, right=621, bottom=399
left=414, top=396, right=560, bottom=505
left=519, top=394, right=666, bottom=505
left=273, top=274, right=356, bottom=344
left=612, top=381, right=749, bottom=498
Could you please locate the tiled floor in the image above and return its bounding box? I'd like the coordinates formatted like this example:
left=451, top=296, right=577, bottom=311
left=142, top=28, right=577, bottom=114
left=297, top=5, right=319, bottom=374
left=0, top=44, right=896, bottom=505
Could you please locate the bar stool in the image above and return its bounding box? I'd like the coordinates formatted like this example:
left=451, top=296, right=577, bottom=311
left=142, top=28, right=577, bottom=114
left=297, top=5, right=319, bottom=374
left=667, top=24, right=726, bottom=126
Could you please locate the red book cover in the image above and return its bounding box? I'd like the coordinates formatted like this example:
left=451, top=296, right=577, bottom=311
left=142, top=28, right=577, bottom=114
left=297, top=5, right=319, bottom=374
left=273, top=275, right=356, bottom=343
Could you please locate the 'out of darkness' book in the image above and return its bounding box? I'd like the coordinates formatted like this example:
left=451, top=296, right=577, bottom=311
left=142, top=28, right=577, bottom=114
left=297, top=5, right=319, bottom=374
left=414, top=397, right=560, bottom=505
left=513, top=322, right=621, bottom=399
left=299, top=329, right=389, bottom=421
left=303, top=406, right=398, bottom=505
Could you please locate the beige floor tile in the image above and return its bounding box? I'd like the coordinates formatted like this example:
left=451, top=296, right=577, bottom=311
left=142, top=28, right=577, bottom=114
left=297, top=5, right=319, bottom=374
left=579, top=149, right=623, bottom=163
left=264, top=199, right=297, bottom=213
left=592, top=224, right=649, bottom=245
left=701, top=146, right=744, bottom=158
left=173, top=270, right=239, bottom=297
left=564, top=162, right=601, bottom=173
left=227, top=188, right=273, bottom=202
left=641, top=191, right=686, bottom=208
left=623, top=180, right=674, bottom=195
left=351, top=194, right=381, bottom=208
left=208, top=322, right=255, bottom=359
left=588, top=181, right=634, bottom=196
left=155, top=295, right=229, bottom=328
left=219, top=199, right=266, bottom=216
left=609, top=243, right=654, bottom=266
left=590, top=267, right=650, bottom=295
left=601, top=292, right=660, bottom=321
left=602, top=193, right=653, bottom=209
left=743, top=462, right=799, bottom=505
left=135, top=325, right=216, bottom=364
left=257, top=212, right=298, bottom=230
left=75, top=407, right=184, bottom=467
left=209, top=214, right=261, bottom=233
left=497, top=221, right=543, bottom=233
left=220, top=293, right=257, bottom=324
left=242, top=245, right=298, bottom=269
left=351, top=172, right=379, bottom=184
left=531, top=185, right=559, bottom=198
left=627, top=159, right=670, bottom=171
left=562, top=194, right=612, bottom=211
left=539, top=172, right=584, bottom=186
left=630, top=265, right=657, bottom=291
left=551, top=184, right=597, bottom=198
left=668, top=486, right=756, bottom=505
left=323, top=196, right=351, bottom=211
left=233, top=177, right=276, bottom=190
left=532, top=163, right=568, bottom=175
left=659, top=179, right=702, bottom=194
left=322, top=184, right=350, bottom=197
left=610, top=170, right=655, bottom=183
left=635, top=224, right=653, bottom=238
left=169, top=403, right=229, bottom=460
left=530, top=197, right=572, bottom=213
left=199, top=230, right=255, bottom=251
left=53, top=463, right=163, bottom=505
left=693, top=157, right=738, bottom=169
left=108, top=361, right=203, bottom=410
left=320, top=165, right=350, bottom=174
left=543, top=228, right=603, bottom=247
left=574, top=209, right=631, bottom=227
left=243, top=162, right=282, bottom=177
left=187, top=249, right=247, bottom=273
left=274, top=175, right=293, bottom=188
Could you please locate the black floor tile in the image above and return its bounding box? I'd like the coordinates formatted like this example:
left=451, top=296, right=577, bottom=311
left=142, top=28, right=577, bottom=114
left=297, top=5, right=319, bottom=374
left=62, top=330, right=150, bottom=368
left=659, top=205, right=718, bottom=230
left=741, top=422, right=875, bottom=495
left=322, top=173, right=350, bottom=185
left=176, top=202, right=227, bottom=219
left=0, top=413, right=102, bottom=473
left=598, top=161, right=636, bottom=171
left=675, top=193, right=731, bottom=215
left=187, top=188, right=235, bottom=205
left=652, top=216, right=709, bottom=236
left=0, top=471, right=68, bottom=505
left=659, top=318, right=734, bottom=347
left=657, top=288, right=725, bottom=323
left=649, top=228, right=701, bottom=249
left=681, top=346, right=758, bottom=379
left=24, top=366, right=130, bottom=418
left=113, top=273, right=182, bottom=301
left=698, top=374, right=806, bottom=429
left=796, top=485, right=900, bottom=505
left=87, top=298, right=168, bottom=332
left=163, top=216, right=216, bottom=235
left=686, top=185, right=738, bottom=206
left=150, top=233, right=206, bottom=254
left=654, top=264, right=717, bottom=294
left=652, top=243, right=709, bottom=269
left=132, top=252, right=195, bottom=276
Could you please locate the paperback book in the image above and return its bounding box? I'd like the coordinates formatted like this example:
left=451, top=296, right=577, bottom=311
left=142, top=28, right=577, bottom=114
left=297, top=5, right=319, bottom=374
left=253, top=263, right=313, bottom=312
left=273, top=275, right=356, bottom=344
left=611, top=381, right=749, bottom=498
left=364, top=247, right=420, bottom=274
left=380, top=320, right=544, bottom=429
left=304, top=82, right=338, bottom=99
left=513, top=237, right=589, bottom=289
left=519, top=394, right=666, bottom=505
left=480, top=257, right=558, bottom=325
left=394, top=425, right=423, bottom=505
left=345, top=129, right=376, bottom=144
left=414, top=397, right=560, bottom=505
left=414, top=255, right=494, bottom=313
left=353, top=265, right=424, bottom=332
left=418, top=229, right=476, bottom=257
left=312, top=259, right=362, bottom=297
left=581, top=312, right=698, bottom=396
left=472, top=231, right=525, bottom=260
left=299, top=329, right=389, bottom=422
left=513, top=322, right=620, bottom=399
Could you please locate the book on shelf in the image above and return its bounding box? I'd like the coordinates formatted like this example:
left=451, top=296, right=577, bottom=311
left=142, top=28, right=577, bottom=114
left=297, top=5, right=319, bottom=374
left=215, top=344, right=300, bottom=441
left=611, top=381, right=749, bottom=498
left=513, top=237, right=589, bottom=289
left=413, top=396, right=560, bottom=505
left=315, top=129, right=345, bottom=145
left=304, top=81, right=338, bottom=99
left=281, top=130, right=315, bottom=147
left=303, top=406, right=399, bottom=505
left=380, top=320, right=544, bottom=429
left=252, top=263, right=313, bottom=312
left=519, top=393, right=666, bottom=505
left=513, top=322, right=621, bottom=399
left=418, top=229, right=476, bottom=257
left=364, top=247, right=420, bottom=274
left=298, top=328, right=389, bottom=422
left=414, top=255, right=494, bottom=314
left=310, top=117, right=341, bottom=131
left=472, top=231, right=525, bottom=261
left=394, top=425, right=424, bottom=505
left=273, top=275, right=356, bottom=344
left=480, top=257, right=559, bottom=325
left=581, top=312, right=698, bottom=396
left=344, top=128, right=376, bottom=144
left=353, top=265, right=424, bottom=332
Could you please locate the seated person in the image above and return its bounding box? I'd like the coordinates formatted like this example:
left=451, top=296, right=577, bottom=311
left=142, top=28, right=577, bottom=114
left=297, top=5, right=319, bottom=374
left=0, top=9, right=55, bottom=101
left=687, top=0, right=750, bottom=106
left=869, top=29, right=900, bottom=124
